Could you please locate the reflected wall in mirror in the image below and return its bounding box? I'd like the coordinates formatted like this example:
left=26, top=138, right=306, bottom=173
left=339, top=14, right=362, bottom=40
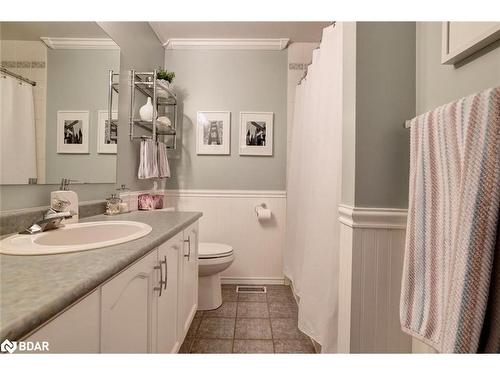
left=0, top=22, right=119, bottom=185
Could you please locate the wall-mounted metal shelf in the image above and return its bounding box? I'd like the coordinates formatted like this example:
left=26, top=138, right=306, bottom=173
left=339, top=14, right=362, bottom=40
left=132, top=120, right=176, bottom=135
left=128, top=70, right=178, bottom=149
left=107, top=70, right=120, bottom=131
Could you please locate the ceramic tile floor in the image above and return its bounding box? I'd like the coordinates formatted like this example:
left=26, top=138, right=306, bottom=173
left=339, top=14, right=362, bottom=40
left=179, top=284, right=316, bottom=354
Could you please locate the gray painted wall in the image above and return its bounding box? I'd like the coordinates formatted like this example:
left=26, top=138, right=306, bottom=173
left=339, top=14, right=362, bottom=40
left=352, top=22, right=416, bottom=209
left=341, top=22, right=357, bottom=206
left=347, top=21, right=499, bottom=210
left=416, top=22, right=500, bottom=114
left=45, top=49, right=119, bottom=184
left=163, top=49, right=287, bottom=190
left=97, top=22, right=165, bottom=191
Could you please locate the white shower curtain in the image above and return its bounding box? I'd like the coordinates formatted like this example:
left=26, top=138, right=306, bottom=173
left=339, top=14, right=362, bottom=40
left=285, top=24, right=343, bottom=353
left=0, top=75, right=38, bottom=184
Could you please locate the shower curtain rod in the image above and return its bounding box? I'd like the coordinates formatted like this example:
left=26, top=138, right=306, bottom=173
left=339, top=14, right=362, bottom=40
left=403, top=120, right=411, bottom=129
left=0, top=67, right=36, bottom=86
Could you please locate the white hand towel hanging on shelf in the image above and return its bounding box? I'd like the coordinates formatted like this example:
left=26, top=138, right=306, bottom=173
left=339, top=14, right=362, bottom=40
left=138, top=139, right=159, bottom=179
left=157, top=141, right=171, bottom=178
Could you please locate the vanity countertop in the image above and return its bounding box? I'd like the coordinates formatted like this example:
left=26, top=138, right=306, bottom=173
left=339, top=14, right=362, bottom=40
left=0, top=210, right=202, bottom=341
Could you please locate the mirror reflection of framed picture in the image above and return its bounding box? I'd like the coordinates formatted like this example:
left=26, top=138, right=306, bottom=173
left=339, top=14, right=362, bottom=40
left=97, top=110, right=118, bottom=154
left=196, top=111, right=231, bottom=155
left=57, top=110, right=89, bottom=154
left=239, top=112, right=273, bottom=156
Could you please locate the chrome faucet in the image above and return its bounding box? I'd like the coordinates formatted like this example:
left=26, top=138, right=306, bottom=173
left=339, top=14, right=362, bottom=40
left=20, top=198, right=74, bottom=234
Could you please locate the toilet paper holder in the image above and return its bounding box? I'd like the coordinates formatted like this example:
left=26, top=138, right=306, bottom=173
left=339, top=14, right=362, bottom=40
left=254, top=203, right=267, bottom=214
left=254, top=203, right=272, bottom=221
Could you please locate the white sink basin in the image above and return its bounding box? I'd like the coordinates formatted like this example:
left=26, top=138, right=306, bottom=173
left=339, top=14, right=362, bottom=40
left=0, top=221, right=152, bottom=256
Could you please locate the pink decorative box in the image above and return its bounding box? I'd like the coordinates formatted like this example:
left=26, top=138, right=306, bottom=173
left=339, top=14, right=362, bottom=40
left=138, top=193, right=164, bottom=210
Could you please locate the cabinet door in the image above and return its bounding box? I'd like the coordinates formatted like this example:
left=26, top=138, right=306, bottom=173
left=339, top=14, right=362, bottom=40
left=156, top=233, right=182, bottom=353
left=25, top=289, right=100, bottom=353
left=179, top=221, right=199, bottom=340
left=101, top=251, right=158, bottom=353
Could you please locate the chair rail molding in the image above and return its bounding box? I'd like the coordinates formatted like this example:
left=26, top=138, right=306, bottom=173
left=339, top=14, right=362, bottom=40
left=338, top=204, right=408, bottom=229
left=164, top=189, right=286, bottom=198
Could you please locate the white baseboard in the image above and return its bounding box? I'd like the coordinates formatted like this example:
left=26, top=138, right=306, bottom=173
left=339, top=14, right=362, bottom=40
left=221, top=277, right=285, bottom=285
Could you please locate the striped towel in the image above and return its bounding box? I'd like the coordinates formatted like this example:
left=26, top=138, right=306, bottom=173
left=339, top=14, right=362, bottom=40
left=400, top=87, right=500, bottom=353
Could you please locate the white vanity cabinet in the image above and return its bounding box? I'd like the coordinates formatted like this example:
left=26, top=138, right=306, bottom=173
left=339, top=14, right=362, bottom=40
left=155, top=232, right=183, bottom=353
left=178, top=221, right=199, bottom=343
left=101, top=229, right=197, bottom=353
left=100, top=250, right=158, bottom=353
left=23, top=220, right=199, bottom=354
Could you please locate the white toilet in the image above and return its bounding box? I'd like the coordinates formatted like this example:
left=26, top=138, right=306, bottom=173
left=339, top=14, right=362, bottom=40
left=198, top=242, right=234, bottom=310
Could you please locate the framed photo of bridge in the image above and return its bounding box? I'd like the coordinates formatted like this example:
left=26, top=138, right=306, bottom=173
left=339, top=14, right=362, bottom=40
left=196, top=111, right=231, bottom=155
left=239, top=112, right=273, bottom=156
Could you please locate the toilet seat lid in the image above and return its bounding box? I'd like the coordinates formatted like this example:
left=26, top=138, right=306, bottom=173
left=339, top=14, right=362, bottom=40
left=199, top=242, right=233, bottom=258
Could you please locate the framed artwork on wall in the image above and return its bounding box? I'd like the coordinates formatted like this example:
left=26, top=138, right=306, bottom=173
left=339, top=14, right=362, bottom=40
left=57, top=110, right=89, bottom=154
left=239, top=112, right=273, bottom=156
left=441, top=21, right=500, bottom=65
left=196, top=111, right=231, bottom=155
left=97, top=110, right=118, bottom=154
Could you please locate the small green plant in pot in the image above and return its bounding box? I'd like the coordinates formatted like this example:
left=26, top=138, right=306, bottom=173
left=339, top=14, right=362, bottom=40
left=156, top=68, right=175, bottom=84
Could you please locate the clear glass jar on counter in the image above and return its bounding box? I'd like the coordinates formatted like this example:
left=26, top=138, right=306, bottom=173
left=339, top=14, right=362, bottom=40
left=116, top=184, right=131, bottom=213
left=105, top=193, right=122, bottom=215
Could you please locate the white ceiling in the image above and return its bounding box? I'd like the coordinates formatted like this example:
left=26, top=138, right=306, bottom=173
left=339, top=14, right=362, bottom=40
left=0, top=22, right=108, bottom=41
left=149, top=22, right=331, bottom=45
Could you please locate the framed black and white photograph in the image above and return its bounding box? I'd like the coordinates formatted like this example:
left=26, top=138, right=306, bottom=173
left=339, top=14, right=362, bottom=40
left=196, top=111, right=231, bottom=155
left=239, top=112, right=273, bottom=156
left=57, top=111, right=89, bottom=154
left=97, top=110, right=118, bottom=154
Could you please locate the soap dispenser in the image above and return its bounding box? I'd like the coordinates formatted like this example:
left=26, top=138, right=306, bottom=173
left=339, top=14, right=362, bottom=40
left=51, top=178, right=79, bottom=223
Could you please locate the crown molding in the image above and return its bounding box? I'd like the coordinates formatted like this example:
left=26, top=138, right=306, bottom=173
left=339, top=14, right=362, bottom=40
left=40, top=37, right=119, bottom=50
left=164, top=38, right=289, bottom=50
left=338, top=204, right=408, bottom=229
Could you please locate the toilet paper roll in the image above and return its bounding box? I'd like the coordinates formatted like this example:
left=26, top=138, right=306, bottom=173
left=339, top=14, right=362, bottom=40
left=256, top=207, right=272, bottom=220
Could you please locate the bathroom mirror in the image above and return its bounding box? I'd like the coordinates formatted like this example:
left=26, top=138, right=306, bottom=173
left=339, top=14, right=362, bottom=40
left=0, top=22, right=119, bottom=185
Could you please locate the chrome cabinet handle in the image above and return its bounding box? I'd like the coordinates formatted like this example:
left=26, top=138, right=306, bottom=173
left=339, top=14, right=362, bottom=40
left=154, top=264, right=164, bottom=296
left=184, top=236, right=191, bottom=261
left=161, top=256, right=167, bottom=290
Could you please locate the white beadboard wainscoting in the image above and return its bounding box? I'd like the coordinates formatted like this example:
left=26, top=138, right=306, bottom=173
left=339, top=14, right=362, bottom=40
left=164, top=190, right=286, bottom=285
left=337, top=205, right=412, bottom=353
